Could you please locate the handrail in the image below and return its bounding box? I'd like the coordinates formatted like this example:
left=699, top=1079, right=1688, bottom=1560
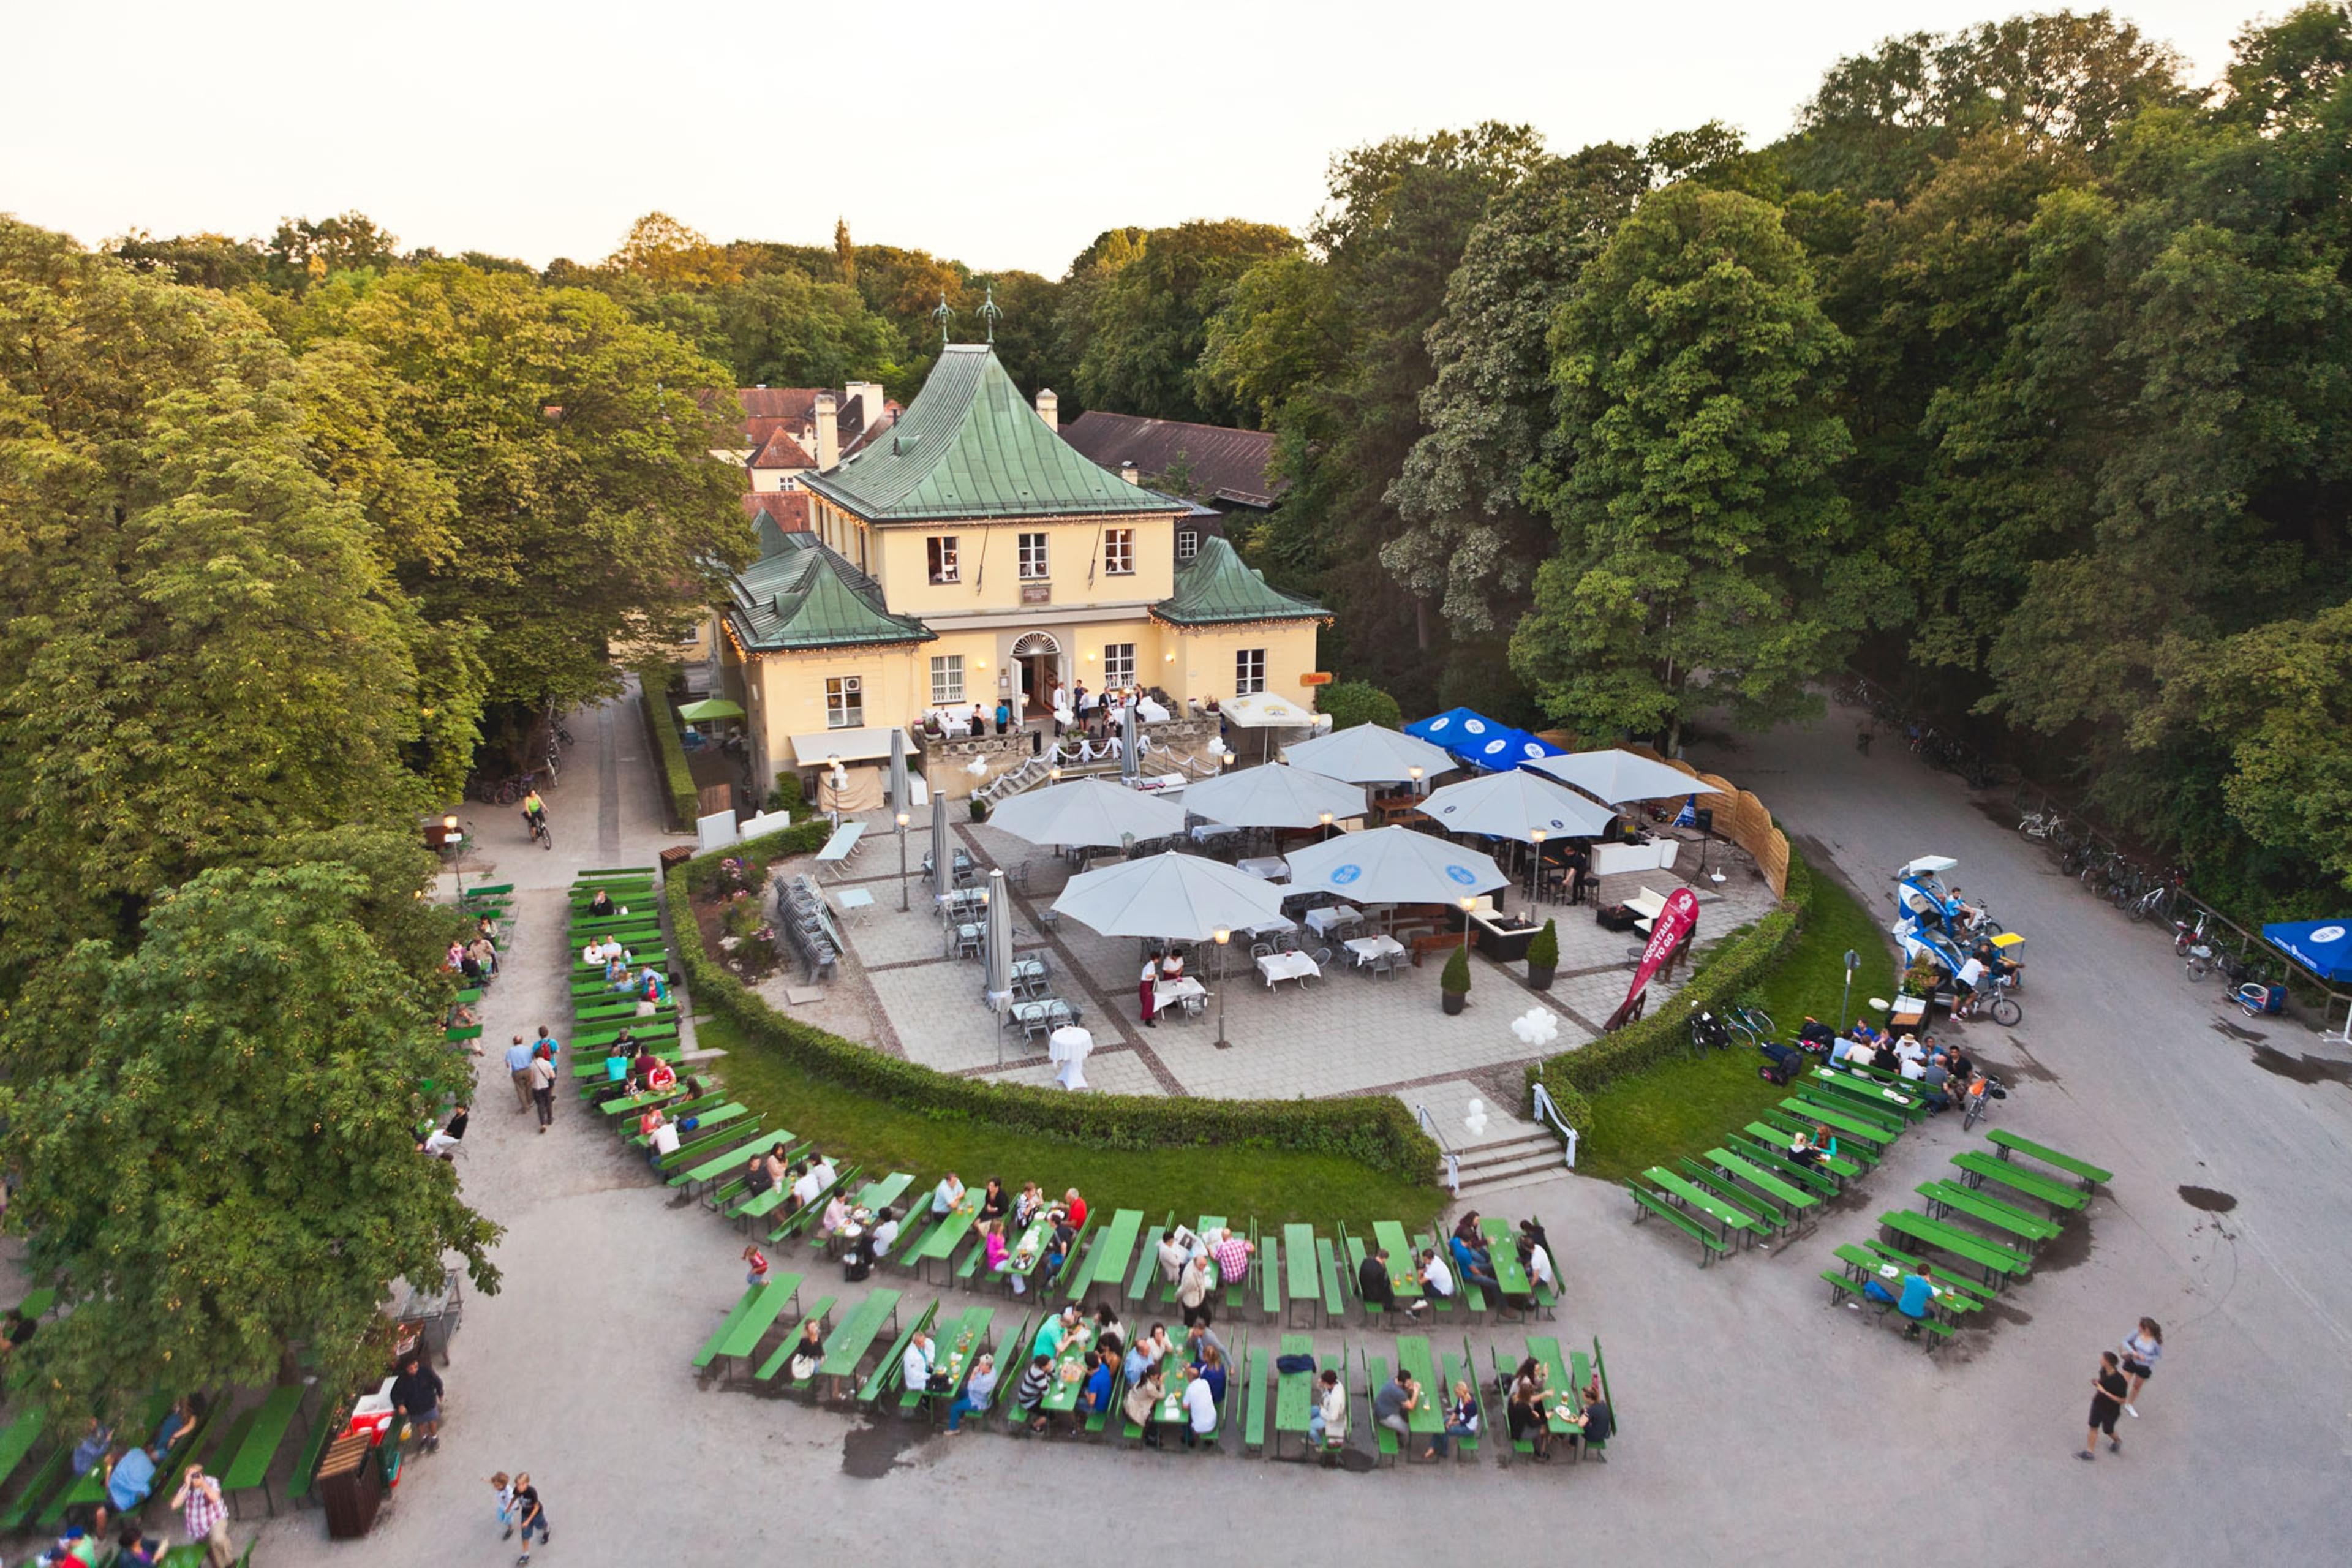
left=1414, top=1104, right=1461, bottom=1195
left=1529, top=1083, right=1581, bottom=1169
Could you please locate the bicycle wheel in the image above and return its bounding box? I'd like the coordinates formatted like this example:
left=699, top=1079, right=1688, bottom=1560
left=1963, top=1096, right=1983, bottom=1131
left=1722, top=1019, right=1760, bottom=1051
left=1988, top=995, right=2021, bottom=1027
left=2185, top=955, right=2211, bottom=981
left=1975, top=921, right=2003, bottom=939
left=1741, top=1006, right=1776, bottom=1039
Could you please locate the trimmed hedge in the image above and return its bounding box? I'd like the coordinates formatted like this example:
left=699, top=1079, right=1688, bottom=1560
left=1524, top=849, right=1818, bottom=1143
left=1318, top=680, right=1403, bottom=732
left=638, top=668, right=698, bottom=829
left=666, top=839, right=1439, bottom=1182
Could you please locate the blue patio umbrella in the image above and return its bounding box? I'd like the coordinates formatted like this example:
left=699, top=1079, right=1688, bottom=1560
left=1404, top=708, right=1564, bottom=772
left=2263, top=919, right=2352, bottom=983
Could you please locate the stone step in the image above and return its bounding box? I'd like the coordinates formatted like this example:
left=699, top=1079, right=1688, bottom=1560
left=1455, top=1133, right=1561, bottom=1170
left=1451, top=1148, right=1569, bottom=1196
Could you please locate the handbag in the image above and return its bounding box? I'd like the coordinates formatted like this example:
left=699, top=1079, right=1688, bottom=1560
left=790, top=1352, right=819, bottom=1381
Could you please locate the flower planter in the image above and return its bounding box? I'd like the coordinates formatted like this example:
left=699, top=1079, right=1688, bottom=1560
left=1526, top=964, right=1556, bottom=992
left=1441, top=990, right=1467, bottom=1016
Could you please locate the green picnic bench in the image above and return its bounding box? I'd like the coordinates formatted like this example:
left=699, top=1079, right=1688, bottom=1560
left=1777, top=1099, right=1894, bottom=1153
left=1272, top=1333, right=1316, bottom=1459
left=1878, top=1209, right=2030, bottom=1286
left=1476, top=1216, right=1536, bottom=1319
left=1283, top=1225, right=1319, bottom=1327
left=1790, top=1088, right=1904, bottom=1137
left=1641, top=1167, right=1759, bottom=1248
left=1439, top=1345, right=1483, bottom=1463
left=1363, top=1352, right=1401, bottom=1464
left=818, top=1290, right=905, bottom=1401
left=695, top=1274, right=807, bottom=1378
left=1070, top=1209, right=1144, bottom=1303
left=218, top=1383, right=306, bottom=1517
left=464, top=881, right=516, bottom=899
left=1722, top=1130, right=1842, bottom=1196
left=1569, top=1341, right=1613, bottom=1458
left=756, top=1296, right=839, bottom=1387
left=1528, top=1335, right=1592, bottom=1460
left=1985, top=1129, right=2111, bottom=1189
left=1952, top=1150, right=2091, bottom=1213
left=771, top=1167, right=860, bottom=1246
left=1917, top=1180, right=2062, bottom=1248
left=1395, top=1334, right=1446, bottom=1455
left=1315, top=1236, right=1348, bottom=1327
left=630, top=1102, right=747, bottom=1147
left=1125, top=1215, right=1172, bottom=1308
left=1257, top=1235, right=1283, bottom=1321
left=0, top=1406, right=45, bottom=1496
left=1804, top=1068, right=1927, bottom=1122
left=1242, top=1343, right=1270, bottom=1457
left=45, top=1395, right=171, bottom=1526
left=1705, top=1147, right=1822, bottom=1215
left=1672, top=1156, right=1790, bottom=1236
left=1417, top=1230, right=1487, bottom=1316
left=858, top=1301, right=942, bottom=1408
left=1754, top=1113, right=1874, bottom=1172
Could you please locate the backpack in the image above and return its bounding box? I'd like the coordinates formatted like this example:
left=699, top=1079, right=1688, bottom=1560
left=1275, top=1353, right=1317, bottom=1375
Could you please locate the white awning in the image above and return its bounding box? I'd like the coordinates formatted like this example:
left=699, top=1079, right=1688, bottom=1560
left=786, top=726, right=898, bottom=766
left=1222, top=692, right=1321, bottom=729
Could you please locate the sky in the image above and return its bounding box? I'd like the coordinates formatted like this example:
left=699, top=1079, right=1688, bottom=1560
left=6, top=0, right=2252, bottom=279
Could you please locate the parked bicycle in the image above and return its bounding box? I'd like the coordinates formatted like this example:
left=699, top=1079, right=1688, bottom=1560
left=1722, top=1003, right=1777, bottom=1050
left=1962, top=1069, right=2009, bottom=1131
left=1689, top=1009, right=1735, bottom=1054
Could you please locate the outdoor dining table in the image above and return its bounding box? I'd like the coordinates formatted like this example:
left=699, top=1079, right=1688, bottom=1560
left=909, top=1199, right=982, bottom=1280
left=1237, top=857, right=1289, bottom=881
left=996, top=1213, right=1053, bottom=1288
left=1009, top=956, right=1048, bottom=994
left=1148, top=1359, right=1197, bottom=1441
left=1189, top=823, right=1245, bottom=843
left=1256, top=951, right=1320, bottom=989
left=1304, top=905, right=1365, bottom=937
left=1243, top=916, right=1297, bottom=940
left=938, top=888, right=987, bottom=921
left=1479, top=1216, right=1534, bottom=1300
left=1343, top=934, right=1406, bottom=967
left=1038, top=1322, right=1101, bottom=1416
left=1153, top=976, right=1208, bottom=1018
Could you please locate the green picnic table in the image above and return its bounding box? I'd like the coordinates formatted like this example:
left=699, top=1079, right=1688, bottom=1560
left=1722, top=1129, right=1842, bottom=1196
left=1704, top=1147, right=1820, bottom=1213
left=1273, top=1333, right=1317, bottom=1457
left=1478, top=1216, right=1534, bottom=1305
left=219, top=1383, right=306, bottom=1517
left=1284, top=1225, right=1319, bottom=1326
left=1526, top=1334, right=1589, bottom=1452
left=1790, top=1087, right=1904, bottom=1136
left=1878, top=1209, right=2030, bottom=1286
left=465, top=881, right=517, bottom=899
left=1755, top=1112, right=1874, bottom=1170
left=1917, top=1180, right=2062, bottom=1247
left=1986, top=1129, right=2111, bottom=1189
left=629, top=1102, right=745, bottom=1146
left=696, top=1274, right=807, bottom=1373
left=1393, top=1335, right=1445, bottom=1441
left=1642, top=1167, right=1759, bottom=1247
left=1372, top=1221, right=1420, bottom=1287
left=1036, top=1314, right=1107, bottom=1419
left=908, top=1198, right=983, bottom=1279
left=1779, top=1099, right=1894, bottom=1153
left=906, top=1308, right=993, bottom=1418
left=1070, top=1209, right=1144, bottom=1302
left=1829, top=1243, right=1982, bottom=1326
left=1806, top=1068, right=1925, bottom=1121
left=817, top=1290, right=904, bottom=1399
left=1952, top=1151, right=2090, bottom=1212
left=0, top=1407, right=44, bottom=1494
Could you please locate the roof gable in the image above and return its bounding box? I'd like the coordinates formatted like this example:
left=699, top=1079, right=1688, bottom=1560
left=726, top=536, right=932, bottom=652
left=1152, top=535, right=1328, bottom=627
left=1060, top=411, right=1284, bottom=508
left=805, top=346, right=1186, bottom=522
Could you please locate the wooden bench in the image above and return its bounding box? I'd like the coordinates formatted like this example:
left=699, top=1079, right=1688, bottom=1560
left=1986, top=1129, right=2111, bottom=1189
left=1626, top=1182, right=1730, bottom=1265
left=756, top=1296, right=839, bottom=1388
left=218, top=1383, right=306, bottom=1518
left=1953, top=1150, right=2091, bottom=1213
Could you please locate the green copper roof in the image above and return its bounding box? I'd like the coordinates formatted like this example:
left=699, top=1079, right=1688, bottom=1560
left=726, top=534, right=933, bottom=652
left=804, top=345, right=1188, bottom=521
left=1152, top=535, right=1329, bottom=627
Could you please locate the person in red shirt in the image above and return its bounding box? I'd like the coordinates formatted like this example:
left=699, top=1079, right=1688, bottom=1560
left=1063, top=1189, right=1088, bottom=1230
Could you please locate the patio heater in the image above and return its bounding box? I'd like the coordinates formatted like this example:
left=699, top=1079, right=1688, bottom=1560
left=896, top=810, right=911, bottom=911
left=1212, top=928, right=1231, bottom=1049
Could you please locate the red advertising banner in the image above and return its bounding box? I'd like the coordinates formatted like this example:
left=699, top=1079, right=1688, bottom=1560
left=1605, top=886, right=1700, bottom=1031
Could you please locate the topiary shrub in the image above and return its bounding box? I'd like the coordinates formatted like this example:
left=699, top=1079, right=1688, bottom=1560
left=1317, top=681, right=1403, bottom=732
left=1441, top=943, right=1471, bottom=993
left=1526, top=919, right=1559, bottom=970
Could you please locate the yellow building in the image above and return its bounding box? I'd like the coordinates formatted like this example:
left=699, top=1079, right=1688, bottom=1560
left=718, top=345, right=1327, bottom=795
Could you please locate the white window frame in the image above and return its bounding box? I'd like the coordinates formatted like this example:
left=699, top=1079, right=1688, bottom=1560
left=825, top=675, right=864, bottom=729
left=928, top=535, right=960, bottom=584
left=1177, top=529, right=1200, bottom=561
left=1017, top=532, right=1049, bottom=579
left=929, top=655, right=965, bottom=706
left=1103, top=528, right=1134, bottom=576
left=1103, top=643, right=1136, bottom=687
left=1235, top=649, right=1265, bottom=696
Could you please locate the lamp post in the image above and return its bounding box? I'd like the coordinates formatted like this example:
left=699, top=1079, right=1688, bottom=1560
left=896, top=810, right=911, bottom=911
left=1459, top=895, right=1476, bottom=958
left=1529, top=826, right=1547, bottom=899
left=1212, top=928, right=1231, bottom=1049
left=1319, top=810, right=1334, bottom=844
left=441, top=813, right=466, bottom=900
left=1408, top=764, right=1424, bottom=798
left=1222, top=748, right=1236, bottom=772
left=1840, top=948, right=1860, bottom=1030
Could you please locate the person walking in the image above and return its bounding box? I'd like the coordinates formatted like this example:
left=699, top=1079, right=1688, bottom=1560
left=168, top=1463, right=232, bottom=1568
left=2120, top=1318, right=2163, bottom=1417
left=390, top=1352, right=445, bottom=1453
left=527, top=1048, right=558, bottom=1133
left=504, top=1034, right=535, bottom=1114
left=510, top=1472, right=549, bottom=1563
left=2079, top=1351, right=2129, bottom=1460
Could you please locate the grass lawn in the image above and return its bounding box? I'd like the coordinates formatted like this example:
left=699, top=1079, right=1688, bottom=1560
left=697, top=1011, right=1448, bottom=1233
left=1574, top=867, right=1898, bottom=1184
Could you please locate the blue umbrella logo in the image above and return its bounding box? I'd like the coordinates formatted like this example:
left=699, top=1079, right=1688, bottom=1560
left=1331, top=865, right=1362, bottom=885
left=1445, top=865, right=1478, bottom=886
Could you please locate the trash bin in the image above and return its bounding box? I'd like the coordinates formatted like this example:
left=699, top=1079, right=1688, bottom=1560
left=316, top=1431, right=385, bottom=1539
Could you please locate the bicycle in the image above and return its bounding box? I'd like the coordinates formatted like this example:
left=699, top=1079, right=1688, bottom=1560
left=1978, top=971, right=2021, bottom=1027
left=2018, top=807, right=2064, bottom=840
left=2126, top=870, right=2180, bottom=924
left=2171, top=910, right=2211, bottom=958
left=527, top=809, right=552, bottom=851
left=1962, top=1070, right=2008, bottom=1131
left=1689, top=1009, right=1735, bottom=1054
left=491, top=771, right=540, bottom=807
left=1723, top=1003, right=1776, bottom=1049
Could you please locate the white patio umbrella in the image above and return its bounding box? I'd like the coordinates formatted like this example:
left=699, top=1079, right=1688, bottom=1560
left=1121, top=700, right=1139, bottom=781
left=1283, top=724, right=1457, bottom=786
left=1523, top=748, right=1724, bottom=806
left=1183, top=764, right=1368, bottom=831
left=1420, top=769, right=1616, bottom=843
left=929, top=789, right=952, bottom=903
left=981, top=867, right=1015, bottom=1003
left=1283, top=826, right=1507, bottom=905
left=1053, top=850, right=1287, bottom=941
left=888, top=726, right=910, bottom=814
left=986, top=776, right=1186, bottom=849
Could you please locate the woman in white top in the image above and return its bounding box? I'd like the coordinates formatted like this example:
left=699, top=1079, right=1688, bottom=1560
left=2120, top=1318, right=2163, bottom=1415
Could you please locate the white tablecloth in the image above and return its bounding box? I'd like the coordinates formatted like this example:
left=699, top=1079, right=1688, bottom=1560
left=1243, top=916, right=1297, bottom=938
left=1306, top=905, right=1365, bottom=937
left=1189, top=823, right=1245, bottom=842
left=1257, top=951, right=1321, bottom=987
left=1237, top=858, right=1289, bottom=881
left=1343, top=934, right=1405, bottom=965
left=1047, top=1025, right=1094, bottom=1090
left=1153, top=977, right=1207, bottom=1015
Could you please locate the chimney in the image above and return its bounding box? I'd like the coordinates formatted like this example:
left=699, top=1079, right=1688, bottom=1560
left=1035, top=388, right=1058, bottom=432
left=1119, top=460, right=1140, bottom=486
left=845, top=381, right=885, bottom=438
left=813, top=392, right=840, bottom=470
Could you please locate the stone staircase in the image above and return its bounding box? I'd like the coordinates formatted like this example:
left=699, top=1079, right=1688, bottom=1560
left=1449, top=1130, right=1571, bottom=1197
left=974, top=755, right=1056, bottom=809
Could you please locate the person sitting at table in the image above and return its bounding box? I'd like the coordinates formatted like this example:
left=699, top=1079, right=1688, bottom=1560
left=150, top=1399, right=197, bottom=1459
left=1449, top=1231, right=1499, bottom=1295
left=1920, top=1051, right=1954, bottom=1111
left=1012, top=1353, right=1055, bottom=1434
left=1426, top=1378, right=1479, bottom=1463
left=1077, top=1350, right=1115, bottom=1423
left=1157, top=1227, right=1193, bottom=1286
left=1008, top=1182, right=1043, bottom=1235
left=1789, top=1131, right=1825, bottom=1168
left=1894, top=1032, right=1926, bottom=1068
left=1091, top=1303, right=1126, bottom=1360
left=1812, top=1125, right=1840, bottom=1163
left=587, top=888, right=614, bottom=918
left=1188, top=1337, right=1229, bottom=1403
left=1123, top=1361, right=1168, bottom=1447
left=1033, top=1306, right=1080, bottom=1361
left=104, top=1441, right=159, bottom=1513
left=740, top=1155, right=777, bottom=1204
left=1374, top=1369, right=1423, bottom=1458
left=900, top=1327, right=939, bottom=1402
left=784, top=1159, right=821, bottom=1215
left=1845, top=1037, right=1880, bottom=1072
left=930, top=1172, right=966, bottom=1218
left=1520, top=1226, right=1558, bottom=1297
left=1042, top=1211, right=1076, bottom=1279
left=1419, top=1246, right=1455, bottom=1306
left=1865, top=1261, right=1940, bottom=1338
left=1209, top=1227, right=1254, bottom=1286
left=1181, top=1355, right=1220, bottom=1449
left=631, top=1043, right=664, bottom=1087
left=644, top=1058, right=677, bottom=1096
left=976, top=1177, right=1007, bottom=1226
left=819, top=1190, right=853, bottom=1245
left=1121, top=1325, right=1165, bottom=1389
left=1306, top=1368, right=1348, bottom=1455
left=1063, top=1189, right=1089, bottom=1229
left=1356, top=1246, right=1425, bottom=1322
left=869, top=1206, right=901, bottom=1257
left=945, top=1352, right=997, bottom=1434
left=1564, top=1374, right=1613, bottom=1459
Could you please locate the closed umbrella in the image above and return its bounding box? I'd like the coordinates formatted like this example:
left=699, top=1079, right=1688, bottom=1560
left=1054, top=850, right=1287, bottom=941
left=1283, top=825, right=1507, bottom=905
left=930, top=788, right=951, bottom=903
left=982, top=868, right=1015, bottom=1005
left=1421, top=770, right=1616, bottom=843
left=888, top=726, right=910, bottom=815
left=1183, top=764, right=1366, bottom=831
left=1121, top=699, right=1139, bottom=781
left=1283, top=724, right=1456, bottom=786
left=987, top=777, right=1185, bottom=850
left=1523, top=748, right=1724, bottom=807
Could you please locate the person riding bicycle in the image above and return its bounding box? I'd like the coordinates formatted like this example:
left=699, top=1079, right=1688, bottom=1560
left=1949, top=952, right=1986, bottom=1020
left=521, top=788, right=546, bottom=839
left=1974, top=937, right=2022, bottom=989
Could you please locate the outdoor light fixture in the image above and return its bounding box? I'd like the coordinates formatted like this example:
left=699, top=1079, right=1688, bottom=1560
left=1049, top=767, right=1063, bottom=783
left=1460, top=895, right=1476, bottom=957
left=1221, top=749, right=1236, bottom=769
left=895, top=810, right=912, bottom=910
left=1319, top=810, right=1335, bottom=843
left=1408, top=765, right=1425, bottom=797
left=1212, top=928, right=1231, bottom=1049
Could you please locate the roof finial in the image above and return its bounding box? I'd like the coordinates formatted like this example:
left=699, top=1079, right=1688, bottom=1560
left=978, top=280, right=1001, bottom=345
left=932, top=290, right=955, bottom=347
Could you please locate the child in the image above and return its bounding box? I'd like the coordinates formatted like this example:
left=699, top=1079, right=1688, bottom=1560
left=742, top=1245, right=771, bottom=1288
left=489, top=1471, right=516, bottom=1538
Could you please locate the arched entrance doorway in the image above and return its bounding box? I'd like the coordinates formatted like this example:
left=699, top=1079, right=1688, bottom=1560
left=1010, top=632, right=1062, bottom=718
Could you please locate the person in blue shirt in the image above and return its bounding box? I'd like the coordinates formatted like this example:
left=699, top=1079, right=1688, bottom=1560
left=1864, top=1263, right=1941, bottom=1338
left=104, top=1442, right=158, bottom=1512
left=1448, top=1234, right=1499, bottom=1294
left=1079, top=1352, right=1115, bottom=1419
